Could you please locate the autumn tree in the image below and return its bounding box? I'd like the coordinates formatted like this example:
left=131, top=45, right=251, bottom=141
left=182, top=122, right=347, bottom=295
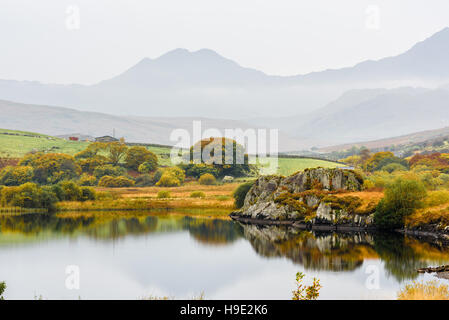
left=107, top=142, right=128, bottom=166
left=125, top=146, right=158, bottom=171
left=19, top=153, right=81, bottom=184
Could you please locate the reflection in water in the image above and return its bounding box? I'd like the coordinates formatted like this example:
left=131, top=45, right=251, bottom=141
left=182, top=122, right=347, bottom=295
left=0, top=212, right=243, bottom=245
left=0, top=212, right=448, bottom=284
left=239, top=223, right=449, bottom=281
left=241, top=224, right=372, bottom=272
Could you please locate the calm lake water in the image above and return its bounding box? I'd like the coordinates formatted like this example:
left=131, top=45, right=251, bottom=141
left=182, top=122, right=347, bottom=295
left=0, top=211, right=448, bottom=300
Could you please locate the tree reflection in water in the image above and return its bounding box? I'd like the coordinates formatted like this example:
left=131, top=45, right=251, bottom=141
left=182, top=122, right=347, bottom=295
left=238, top=223, right=449, bottom=282
left=0, top=213, right=448, bottom=282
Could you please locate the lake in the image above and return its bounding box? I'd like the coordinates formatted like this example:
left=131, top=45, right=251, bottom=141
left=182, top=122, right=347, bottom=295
left=0, top=211, right=448, bottom=300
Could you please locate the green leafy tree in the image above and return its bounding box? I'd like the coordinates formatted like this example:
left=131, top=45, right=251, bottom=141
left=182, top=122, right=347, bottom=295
left=374, top=178, right=427, bottom=229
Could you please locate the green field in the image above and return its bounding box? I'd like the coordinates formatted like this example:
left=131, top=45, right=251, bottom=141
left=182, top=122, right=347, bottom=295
left=0, top=129, right=173, bottom=164
left=276, top=157, right=344, bottom=175
left=257, top=156, right=344, bottom=176
left=0, top=128, right=344, bottom=173
left=0, top=129, right=89, bottom=158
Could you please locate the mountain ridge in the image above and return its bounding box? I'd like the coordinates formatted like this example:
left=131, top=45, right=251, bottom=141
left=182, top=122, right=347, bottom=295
left=0, top=28, right=448, bottom=118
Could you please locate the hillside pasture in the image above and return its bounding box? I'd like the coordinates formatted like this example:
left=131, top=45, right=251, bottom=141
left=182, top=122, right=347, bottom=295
left=257, top=156, right=345, bottom=176
left=0, top=129, right=174, bottom=164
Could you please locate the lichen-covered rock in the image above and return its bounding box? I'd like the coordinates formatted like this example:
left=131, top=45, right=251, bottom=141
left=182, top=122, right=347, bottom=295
left=231, top=168, right=373, bottom=228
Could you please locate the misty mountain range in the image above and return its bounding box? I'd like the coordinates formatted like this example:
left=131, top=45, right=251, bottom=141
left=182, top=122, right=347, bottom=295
left=0, top=99, right=314, bottom=151
left=1, top=27, right=449, bottom=150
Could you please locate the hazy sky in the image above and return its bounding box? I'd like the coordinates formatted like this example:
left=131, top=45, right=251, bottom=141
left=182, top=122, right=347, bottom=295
left=1, top=0, right=448, bottom=84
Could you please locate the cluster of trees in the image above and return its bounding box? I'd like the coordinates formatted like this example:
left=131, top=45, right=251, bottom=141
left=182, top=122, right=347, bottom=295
left=0, top=142, right=159, bottom=188
left=0, top=138, right=258, bottom=209
left=359, top=152, right=449, bottom=191
left=342, top=150, right=409, bottom=173
left=0, top=181, right=96, bottom=210
left=340, top=150, right=449, bottom=229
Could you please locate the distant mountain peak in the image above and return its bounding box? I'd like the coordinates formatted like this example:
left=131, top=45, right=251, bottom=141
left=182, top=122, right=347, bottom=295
left=101, top=47, right=267, bottom=87
left=154, top=48, right=223, bottom=61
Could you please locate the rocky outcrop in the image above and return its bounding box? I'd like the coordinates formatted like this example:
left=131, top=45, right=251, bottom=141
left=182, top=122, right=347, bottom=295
left=230, top=168, right=375, bottom=229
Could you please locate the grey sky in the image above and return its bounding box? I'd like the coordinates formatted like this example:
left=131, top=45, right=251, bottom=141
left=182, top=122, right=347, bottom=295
left=1, top=0, right=448, bottom=84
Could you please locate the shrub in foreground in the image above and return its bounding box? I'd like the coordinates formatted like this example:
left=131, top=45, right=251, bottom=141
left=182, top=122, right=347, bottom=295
left=157, top=190, right=171, bottom=198
left=190, top=191, right=206, bottom=198
left=398, top=280, right=449, bottom=300
left=198, top=173, right=216, bottom=185
left=374, top=178, right=427, bottom=229
left=292, top=272, right=322, bottom=300
left=0, top=281, right=5, bottom=300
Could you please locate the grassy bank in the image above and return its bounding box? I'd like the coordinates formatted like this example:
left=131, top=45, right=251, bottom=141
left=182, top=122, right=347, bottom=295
left=55, top=182, right=239, bottom=214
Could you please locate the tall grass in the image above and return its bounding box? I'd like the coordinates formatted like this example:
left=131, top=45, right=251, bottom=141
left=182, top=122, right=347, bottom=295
left=398, top=280, right=449, bottom=300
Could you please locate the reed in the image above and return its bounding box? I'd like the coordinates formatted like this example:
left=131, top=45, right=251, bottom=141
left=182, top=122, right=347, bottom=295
left=0, top=207, right=47, bottom=215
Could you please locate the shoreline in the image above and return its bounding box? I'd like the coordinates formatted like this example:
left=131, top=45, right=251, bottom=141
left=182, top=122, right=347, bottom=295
left=229, top=214, right=449, bottom=242
left=229, top=214, right=376, bottom=232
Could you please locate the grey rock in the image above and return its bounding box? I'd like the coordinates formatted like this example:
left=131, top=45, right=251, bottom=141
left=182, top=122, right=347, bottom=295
left=232, top=168, right=373, bottom=228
